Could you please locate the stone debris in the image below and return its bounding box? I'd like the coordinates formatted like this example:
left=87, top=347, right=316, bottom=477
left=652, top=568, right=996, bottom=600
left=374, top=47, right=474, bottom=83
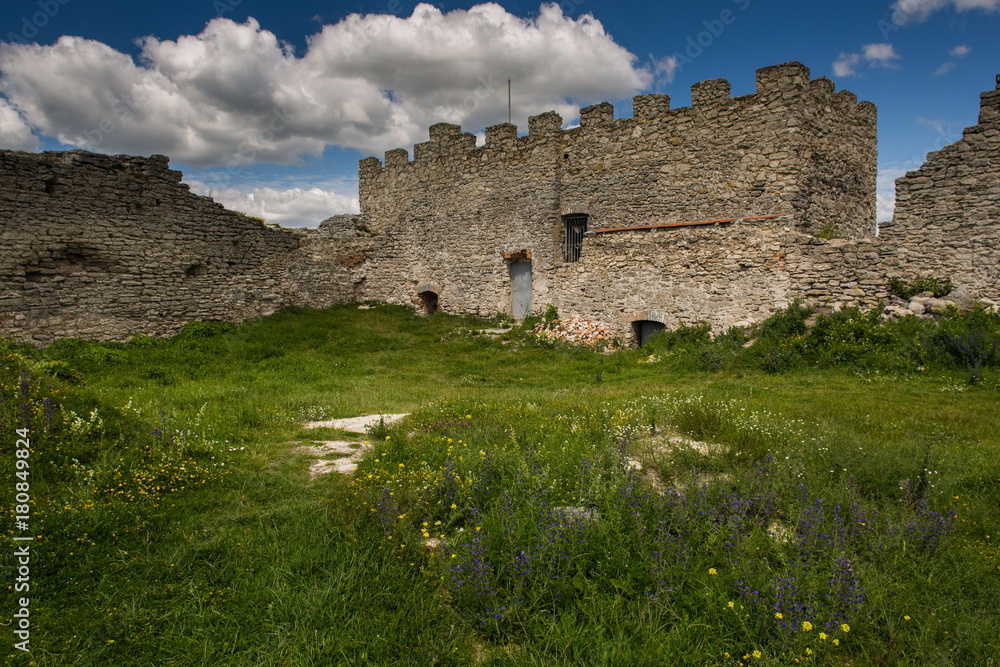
left=531, top=316, right=619, bottom=349
left=305, top=413, right=409, bottom=433
left=881, top=288, right=997, bottom=321
left=661, top=435, right=719, bottom=456
left=297, top=440, right=371, bottom=478
left=553, top=506, right=601, bottom=524
left=299, top=413, right=409, bottom=478
left=767, top=521, right=794, bottom=544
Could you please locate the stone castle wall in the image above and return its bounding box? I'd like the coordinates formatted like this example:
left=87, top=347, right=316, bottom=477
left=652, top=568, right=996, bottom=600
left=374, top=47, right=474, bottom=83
left=0, top=62, right=996, bottom=347
left=877, top=75, right=1000, bottom=300
left=0, top=150, right=360, bottom=345
left=359, top=62, right=877, bottom=328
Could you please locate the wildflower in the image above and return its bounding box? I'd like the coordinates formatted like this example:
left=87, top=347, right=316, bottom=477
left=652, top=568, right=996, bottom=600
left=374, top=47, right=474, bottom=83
left=841, top=623, right=850, bottom=633
left=728, top=601, right=735, bottom=608
left=819, top=632, right=828, bottom=640
left=904, top=615, right=911, bottom=621
left=708, top=568, right=718, bottom=576
left=802, top=621, right=813, bottom=631
left=806, top=648, right=813, bottom=655
left=833, top=639, right=840, bottom=646
left=752, top=650, right=762, bottom=659
left=775, top=612, right=783, bottom=619
left=450, top=504, right=457, bottom=510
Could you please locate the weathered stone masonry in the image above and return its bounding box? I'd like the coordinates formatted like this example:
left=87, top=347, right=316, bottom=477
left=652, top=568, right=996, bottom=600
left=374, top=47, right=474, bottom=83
left=0, top=62, right=997, bottom=346
left=359, top=62, right=880, bottom=333
left=0, top=151, right=365, bottom=345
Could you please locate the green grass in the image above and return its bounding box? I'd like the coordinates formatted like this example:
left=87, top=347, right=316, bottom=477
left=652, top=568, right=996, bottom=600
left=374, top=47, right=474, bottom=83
left=2, top=303, right=998, bottom=665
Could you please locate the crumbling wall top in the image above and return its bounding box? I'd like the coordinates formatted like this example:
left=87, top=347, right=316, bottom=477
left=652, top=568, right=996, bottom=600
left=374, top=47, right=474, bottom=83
left=361, top=61, right=870, bottom=175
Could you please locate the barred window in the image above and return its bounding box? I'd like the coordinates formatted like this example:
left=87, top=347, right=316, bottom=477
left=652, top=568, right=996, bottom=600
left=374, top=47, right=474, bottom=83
left=563, top=215, right=588, bottom=262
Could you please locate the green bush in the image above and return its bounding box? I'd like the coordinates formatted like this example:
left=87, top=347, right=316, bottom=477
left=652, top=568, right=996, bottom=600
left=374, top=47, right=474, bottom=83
left=888, top=275, right=954, bottom=300
left=931, top=306, right=1000, bottom=383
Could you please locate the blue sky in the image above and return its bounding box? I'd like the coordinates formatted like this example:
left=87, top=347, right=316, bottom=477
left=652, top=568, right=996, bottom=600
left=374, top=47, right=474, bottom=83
left=1, top=0, right=998, bottom=227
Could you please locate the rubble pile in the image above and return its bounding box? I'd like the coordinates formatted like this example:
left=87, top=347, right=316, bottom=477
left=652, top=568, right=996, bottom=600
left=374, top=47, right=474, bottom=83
left=531, top=315, right=620, bottom=349
left=881, top=287, right=997, bottom=320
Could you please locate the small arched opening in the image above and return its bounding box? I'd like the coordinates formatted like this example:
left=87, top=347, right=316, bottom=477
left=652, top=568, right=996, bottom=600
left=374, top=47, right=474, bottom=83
left=418, top=290, right=439, bottom=315
left=632, top=320, right=666, bottom=347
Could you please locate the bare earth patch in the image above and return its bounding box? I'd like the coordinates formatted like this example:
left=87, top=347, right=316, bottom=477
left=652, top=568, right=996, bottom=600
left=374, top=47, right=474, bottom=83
left=299, top=414, right=410, bottom=478
left=304, top=413, right=409, bottom=433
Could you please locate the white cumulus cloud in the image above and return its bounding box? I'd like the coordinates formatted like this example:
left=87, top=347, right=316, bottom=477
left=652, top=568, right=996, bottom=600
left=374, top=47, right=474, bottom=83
left=0, top=96, right=39, bottom=150
left=0, top=3, right=652, bottom=168
left=833, top=53, right=862, bottom=77
left=949, top=43, right=972, bottom=57
left=862, top=43, right=901, bottom=67
left=833, top=43, right=901, bottom=77
left=877, top=162, right=919, bottom=223
left=891, top=0, right=1000, bottom=25
left=185, top=180, right=360, bottom=228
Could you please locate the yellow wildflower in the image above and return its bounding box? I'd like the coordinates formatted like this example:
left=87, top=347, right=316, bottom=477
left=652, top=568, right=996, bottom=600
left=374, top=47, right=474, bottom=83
left=708, top=568, right=717, bottom=575
left=802, top=621, right=813, bottom=631
left=841, top=624, right=850, bottom=633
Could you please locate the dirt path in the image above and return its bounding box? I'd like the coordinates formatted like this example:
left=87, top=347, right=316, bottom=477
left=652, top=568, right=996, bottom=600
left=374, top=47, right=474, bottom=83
left=299, top=413, right=409, bottom=477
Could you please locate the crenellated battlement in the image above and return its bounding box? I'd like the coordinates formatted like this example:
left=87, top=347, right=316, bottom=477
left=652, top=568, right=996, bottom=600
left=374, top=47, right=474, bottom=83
left=361, top=61, right=873, bottom=180
left=978, top=74, right=1000, bottom=124
left=359, top=61, right=877, bottom=239
left=691, top=78, right=731, bottom=106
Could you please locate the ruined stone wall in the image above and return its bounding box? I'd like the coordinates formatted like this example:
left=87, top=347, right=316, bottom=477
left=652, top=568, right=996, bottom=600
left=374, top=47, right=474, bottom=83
left=0, top=150, right=360, bottom=345
left=877, top=76, right=1000, bottom=301
left=3, top=65, right=995, bottom=348
left=358, top=62, right=876, bottom=325
left=544, top=218, right=794, bottom=338
left=785, top=236, right=887, bottom=310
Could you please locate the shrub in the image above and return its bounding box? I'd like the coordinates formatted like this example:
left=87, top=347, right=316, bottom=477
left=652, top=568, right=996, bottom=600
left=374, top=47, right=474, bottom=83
left=888, top=275, right=954, bottom=300
left=931, top=306, right=1000, bottom=383
left=752, top=300, right=812, bottom=342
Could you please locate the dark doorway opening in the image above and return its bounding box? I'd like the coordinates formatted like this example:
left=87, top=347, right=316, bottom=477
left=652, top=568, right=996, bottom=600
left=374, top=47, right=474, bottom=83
left=419, top=290, right=439, bottom=315
left=633, top=320, right=666, bottom=347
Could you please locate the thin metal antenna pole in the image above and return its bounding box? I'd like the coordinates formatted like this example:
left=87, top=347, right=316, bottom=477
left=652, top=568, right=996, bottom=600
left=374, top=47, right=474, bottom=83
left=508, top=78, right=511, bottom=124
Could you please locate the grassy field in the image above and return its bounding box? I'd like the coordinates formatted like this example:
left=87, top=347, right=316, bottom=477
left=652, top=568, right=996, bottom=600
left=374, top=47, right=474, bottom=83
left=1, top=303, right=998, bottom=665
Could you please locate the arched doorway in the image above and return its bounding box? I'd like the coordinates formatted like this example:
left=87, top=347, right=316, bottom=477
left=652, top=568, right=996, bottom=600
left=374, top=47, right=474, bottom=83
left=418, top=290, right=439, bottom=315
left=633, top=320, right=666, bottom=347
left=630, top=311, right=667, bottom=347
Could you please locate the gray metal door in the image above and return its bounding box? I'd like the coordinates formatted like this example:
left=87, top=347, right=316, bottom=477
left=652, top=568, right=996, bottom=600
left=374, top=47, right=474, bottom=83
left=510, top=261, right=532, bottom=319
left=637, top=320, right=666, bottom=346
